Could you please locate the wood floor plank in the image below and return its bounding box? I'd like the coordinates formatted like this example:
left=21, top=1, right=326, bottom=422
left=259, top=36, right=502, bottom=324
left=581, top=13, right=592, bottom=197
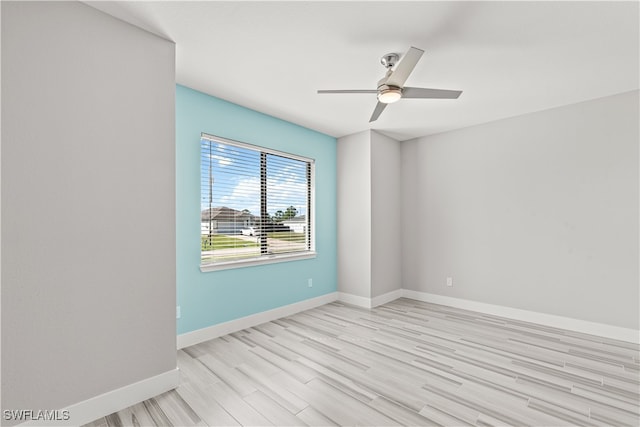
left=297, top=357, right=379, bottom=402
left=121, top=401, right=169, bottom=427
left=153, top=391, right=206, bottom=427
left=243, top=390, right=308, bottom=426
left=176, top=350, right=222, bottom=388
left=235, top=362, right=310, bottom=414
left=84, top=298, right=639, bottom=427
left=369, top=396, right=442, bottom=426
left=201, top=381, right=273, bottom=426
left=248, top=344, right=317, bottom=383
left=175, top=382, right=240, bottom=426
left=197, top=353, right=258, bottom=397
left=295, top=406, right=339, bottom=426
left=82, top=418, right=108, bottom=427
left=304, top=378, right=398, bottom=426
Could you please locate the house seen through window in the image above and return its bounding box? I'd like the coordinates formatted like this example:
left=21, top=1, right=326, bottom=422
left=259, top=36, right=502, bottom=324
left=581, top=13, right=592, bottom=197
left=200, top=133, right=314, bottom=268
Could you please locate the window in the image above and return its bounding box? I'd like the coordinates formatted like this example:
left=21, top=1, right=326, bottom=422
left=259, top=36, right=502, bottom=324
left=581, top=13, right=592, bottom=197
left=200, top=133, right=315, bottom=270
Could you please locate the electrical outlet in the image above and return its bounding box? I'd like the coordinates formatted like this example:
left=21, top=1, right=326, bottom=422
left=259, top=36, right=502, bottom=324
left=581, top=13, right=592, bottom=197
left=308, top=278, right=313, bottom=288
left=176, top=306, right=181, bottom=319
left=446, top=277, right=453, bottom=287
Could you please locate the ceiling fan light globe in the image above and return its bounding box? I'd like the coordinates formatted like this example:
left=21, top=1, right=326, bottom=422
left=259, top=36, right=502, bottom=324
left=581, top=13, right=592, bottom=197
left=378, top=87, right=402, bottom=104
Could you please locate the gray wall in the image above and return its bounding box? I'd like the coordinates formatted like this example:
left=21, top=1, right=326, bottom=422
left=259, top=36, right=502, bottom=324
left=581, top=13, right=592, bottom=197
left=402, top=91, right=639, bottom=329
left=371, top=131, right=402, bottom=299
left=337, top=131, right=371, bottom=298
left=1, top=0, right=176, bottom=419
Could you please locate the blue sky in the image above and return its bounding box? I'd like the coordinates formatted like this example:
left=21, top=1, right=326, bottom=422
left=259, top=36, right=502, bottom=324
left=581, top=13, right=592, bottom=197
left=201, top=139, right=308, bottom=218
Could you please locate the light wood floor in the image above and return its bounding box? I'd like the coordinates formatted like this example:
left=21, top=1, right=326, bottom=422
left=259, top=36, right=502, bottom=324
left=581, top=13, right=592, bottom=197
left=84, top=298, right=640, bottom=426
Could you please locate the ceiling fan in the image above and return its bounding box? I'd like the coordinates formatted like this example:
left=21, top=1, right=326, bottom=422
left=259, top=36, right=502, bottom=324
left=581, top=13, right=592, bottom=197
left=318, top=46, right=462, bottom=122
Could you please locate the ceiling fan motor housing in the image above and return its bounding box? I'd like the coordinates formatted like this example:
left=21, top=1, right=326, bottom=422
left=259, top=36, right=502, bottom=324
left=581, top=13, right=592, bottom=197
left=377, top=84, right=402, bottom=104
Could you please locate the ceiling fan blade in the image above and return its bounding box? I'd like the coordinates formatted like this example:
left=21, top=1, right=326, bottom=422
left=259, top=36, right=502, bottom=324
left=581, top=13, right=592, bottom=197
left=317, top=89, right=377, bottom=94
left=385, top=46, right=424, bottom=87
left=369, top=102, right=387, bottom=122
left=402, top=87, right=462, bottom=99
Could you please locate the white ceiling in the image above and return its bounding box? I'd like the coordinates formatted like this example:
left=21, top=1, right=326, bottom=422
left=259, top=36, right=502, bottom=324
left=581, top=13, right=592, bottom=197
left=88, top=1, right=639, bottom=141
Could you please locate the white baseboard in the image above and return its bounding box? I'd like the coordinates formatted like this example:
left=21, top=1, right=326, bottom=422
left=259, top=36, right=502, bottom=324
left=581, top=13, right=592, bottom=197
left=19, top=368, right=180, bottom=426
left=337, top=289, right=403, bottom=309
left=177, top=292, right=339, bottom=349
left=402, top=290, right=640, bottom=344
left=372, top=289, right=403, bottom=307
left=337, top=292, right=372, bottom=308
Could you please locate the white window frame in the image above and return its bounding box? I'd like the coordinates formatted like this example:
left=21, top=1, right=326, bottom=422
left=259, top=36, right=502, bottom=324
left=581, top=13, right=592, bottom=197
left=200, top=133, right=316, bottom=272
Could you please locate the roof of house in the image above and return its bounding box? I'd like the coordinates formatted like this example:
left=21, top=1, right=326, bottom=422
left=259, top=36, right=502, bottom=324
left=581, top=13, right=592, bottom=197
left=201, top=207, right=254, bottom=222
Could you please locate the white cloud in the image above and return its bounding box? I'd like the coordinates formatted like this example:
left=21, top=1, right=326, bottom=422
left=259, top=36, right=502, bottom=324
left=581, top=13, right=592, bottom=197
left=219, top=176, right=260, bottom=214
left=210, top=154, right=232, bottom=167
left=266, top=177, right=307, bottom=215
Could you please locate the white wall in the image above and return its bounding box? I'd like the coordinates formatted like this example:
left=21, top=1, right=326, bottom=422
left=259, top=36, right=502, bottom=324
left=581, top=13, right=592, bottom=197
left=337, top=131, right=371, bottom=298
left=1, top=1, right=176, bottom=422
left=402, top=91, right=639, bottom=329
left=371, top=131, right=402, bottom=298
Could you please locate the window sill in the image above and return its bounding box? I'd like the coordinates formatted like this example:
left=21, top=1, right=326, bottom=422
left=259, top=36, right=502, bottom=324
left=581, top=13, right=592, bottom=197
left=200, top=252, right=317, bottom=272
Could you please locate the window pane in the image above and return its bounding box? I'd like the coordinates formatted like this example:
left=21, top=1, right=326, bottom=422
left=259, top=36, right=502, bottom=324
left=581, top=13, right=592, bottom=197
left=201, top=135, right=314, bottom=268
left=265, top=153, right=310, bottom=255
left=201, top=140, right=260, bottom=264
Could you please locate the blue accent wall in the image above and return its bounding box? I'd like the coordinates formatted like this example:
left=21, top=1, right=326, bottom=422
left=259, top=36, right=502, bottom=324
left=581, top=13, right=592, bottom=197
left=176, top=84, right=337, bottom=334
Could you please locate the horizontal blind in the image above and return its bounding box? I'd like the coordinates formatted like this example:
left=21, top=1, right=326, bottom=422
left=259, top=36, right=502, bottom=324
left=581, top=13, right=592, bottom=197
left=200, top=134, right=313, bottom=266
left=265, top=153, right=311, bottom=255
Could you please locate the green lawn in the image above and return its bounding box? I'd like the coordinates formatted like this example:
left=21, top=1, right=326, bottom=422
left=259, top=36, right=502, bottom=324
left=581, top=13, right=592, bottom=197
left=201, top=232, right=304, bottom=252
left=201, top=235, right=258, bottom=250
left=266, top=232, right=306, bottom=243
